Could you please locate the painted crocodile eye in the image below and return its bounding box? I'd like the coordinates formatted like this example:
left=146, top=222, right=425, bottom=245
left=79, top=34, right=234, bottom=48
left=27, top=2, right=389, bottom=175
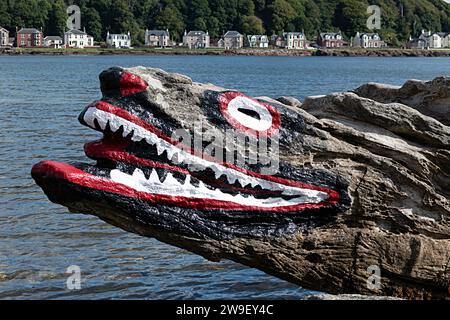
left=219, top=92, right=280, bottom=136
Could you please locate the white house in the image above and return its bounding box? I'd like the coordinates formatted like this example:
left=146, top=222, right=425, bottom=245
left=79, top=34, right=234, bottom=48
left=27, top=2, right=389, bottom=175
left=417, top=30, right=450, bottom=49
left=219, top=31, right=244, bottom=49
left=352, top=32, right=385, bottom=48
left=44, top=36, right=63, bottom=49
left=407, top=37, right=427, bottom=49
left=106, top=31, right=131, bottom=48
left=183, top=30, right=210, bottom=49
left=247, top=35, right=269, bottom=48
left=64, top=29, right=94, bottom=48
left=0, top=27, right=9, bottom=47
left=317, top=32, right=344, bottom=48
left=284, top=32, right=307, bottom=49
left=144, top=29, right=170, bottom=47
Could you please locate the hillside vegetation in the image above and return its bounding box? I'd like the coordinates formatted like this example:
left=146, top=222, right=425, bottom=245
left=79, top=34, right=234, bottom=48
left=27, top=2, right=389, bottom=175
left=0, top=0, right=449, bottom=45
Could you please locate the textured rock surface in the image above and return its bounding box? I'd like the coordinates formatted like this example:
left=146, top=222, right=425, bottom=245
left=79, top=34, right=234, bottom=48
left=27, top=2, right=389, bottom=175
left=354, top=77, right=450, bottom=126
left=32, top=68, right=450, bottom=299
left=276, top=96, right=302, bottom=108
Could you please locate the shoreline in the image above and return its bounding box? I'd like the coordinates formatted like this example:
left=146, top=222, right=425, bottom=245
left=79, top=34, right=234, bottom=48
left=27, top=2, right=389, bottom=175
left=1, top=47, right=450, bottom=57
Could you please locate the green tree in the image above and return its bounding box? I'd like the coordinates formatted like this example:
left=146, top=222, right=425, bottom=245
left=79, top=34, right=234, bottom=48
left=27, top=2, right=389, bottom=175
left=155, top=5, right=185, bottom=41
left=107, top=0, right=134, bottom=33
left=193, top=17, right=207, bottom=30
left=207, top=16, right=221, bottom=37
left=333, top=0, right=368, bottom=35
left=238, top=0, right=255, bottom=16
left=82, top=6, right=103, bottom=41
left=241, top=15, right=265, bottom=34
left=188, top=0, right=211, bottom=29
left=1, top=0, right=449, bottom=47
left=267, top=0, right=296, bottom=33
left=47, top=0, right=66, bottom=36
left=0, top=0, right=11, bottom=28
left=142, top=0, right=160, bottom=29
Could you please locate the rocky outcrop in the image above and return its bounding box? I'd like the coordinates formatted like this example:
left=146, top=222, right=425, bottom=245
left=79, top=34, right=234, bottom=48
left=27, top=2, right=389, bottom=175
left=276, top=96, right=302, bottom=108
left=354, top=77, right=450, bottom=126
left=32, top=68, right=450, bottom=299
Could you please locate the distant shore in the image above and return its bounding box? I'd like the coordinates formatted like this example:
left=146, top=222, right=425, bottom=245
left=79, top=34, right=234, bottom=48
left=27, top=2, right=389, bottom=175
left=1, top=47, right=450, bottom=57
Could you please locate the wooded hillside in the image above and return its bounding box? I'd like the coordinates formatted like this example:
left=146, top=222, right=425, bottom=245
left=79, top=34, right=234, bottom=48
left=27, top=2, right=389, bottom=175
left=0, top=0, right=449, bottom=45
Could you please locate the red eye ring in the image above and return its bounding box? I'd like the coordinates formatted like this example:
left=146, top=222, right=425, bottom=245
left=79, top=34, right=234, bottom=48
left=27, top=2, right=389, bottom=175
left=219, top=92, right=280, bottom=137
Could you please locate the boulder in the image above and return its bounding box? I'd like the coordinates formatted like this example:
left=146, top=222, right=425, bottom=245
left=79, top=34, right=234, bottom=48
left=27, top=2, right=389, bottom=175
left=276, top=96, right=302, bottom=108
left=354, top=77, right=450, bottom=126
left=32, top=67, right=450, bottom=299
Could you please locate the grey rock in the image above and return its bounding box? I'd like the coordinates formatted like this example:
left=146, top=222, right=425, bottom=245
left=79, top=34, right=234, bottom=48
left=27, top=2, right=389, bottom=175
left=354, top=77, right=450, bottom=126
left=32, top=68, right=450, bottom=299
left=276, top=96, right=302, bottom=108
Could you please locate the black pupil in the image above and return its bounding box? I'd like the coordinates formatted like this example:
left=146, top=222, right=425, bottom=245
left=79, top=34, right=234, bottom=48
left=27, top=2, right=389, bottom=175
left=238, top=108, right=261, bottom=120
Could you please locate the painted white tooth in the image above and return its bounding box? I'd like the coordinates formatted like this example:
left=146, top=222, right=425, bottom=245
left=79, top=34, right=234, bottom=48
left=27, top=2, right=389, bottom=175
left=242, top=181, right=253, bottom=188
left=131, top=133, right=142, bottom=142
left=166, top=147, right=175, bottom=160
left=226, top=173, right=237, bottom=185
left=198, top=181, right=208, bottom=191
left=148, top=169, right=160, bottom=184
left=131, top=128, right=144, bottom=141
left=184, top=175, right=191, bottom=185
left=172, top=152, right=182, bottom=164
left=145, top=133, right=157, bottom=145
left=214, top=170, right=222, bottom=179
left=122, top=125, right=130, bottom=137
left=83, top=109, right=96, bottom=128
left=176, top=152, right=185, bottom=163
left=236, top=178, right=249, bottom=188
left=110, top=169, right=147, bottom=192
left=156, top=143, right=165, bottom=156
left=282, top=188, right=300, bottom=196
left=190, top=160, right=207, bottom=172
left=250, top=180, right=259, bottom=188
left=97, top=116, right=107, bottom=130
left=209, top=165, right=222, bottom=179
left=132, top=168, right=146, bottom=181
left=259, top=180, right=274, bottom=191
left=233, top=194, right=247, bottom=202
left=109, top=119, right=120, bottom=132
left=164, top=173, right=180, bottom=186
left=180, top=154, right=190, bottom=164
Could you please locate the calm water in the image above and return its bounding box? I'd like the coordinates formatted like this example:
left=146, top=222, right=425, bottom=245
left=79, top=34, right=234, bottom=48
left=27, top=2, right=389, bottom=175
left=0, top=55, right=449, bottom=300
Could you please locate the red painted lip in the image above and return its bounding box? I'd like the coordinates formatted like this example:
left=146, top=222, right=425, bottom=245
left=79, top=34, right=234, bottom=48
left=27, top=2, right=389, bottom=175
left=31, top=161, right=339, bottom=212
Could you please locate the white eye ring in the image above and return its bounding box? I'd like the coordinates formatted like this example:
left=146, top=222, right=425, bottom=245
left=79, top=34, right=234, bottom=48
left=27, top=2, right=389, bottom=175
left=219, top=92, right=280, bottom=136
left=227, top=96, right=273, bottom=131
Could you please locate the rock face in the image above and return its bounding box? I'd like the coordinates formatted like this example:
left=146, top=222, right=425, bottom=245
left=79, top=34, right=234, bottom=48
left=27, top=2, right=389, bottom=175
left=31, top=67, right=449, bottom=299
left=354, top=77, right=450, bottom=126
